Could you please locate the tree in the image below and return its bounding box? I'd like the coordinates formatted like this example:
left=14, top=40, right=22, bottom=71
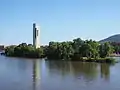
left=46, top=42, right=59, bottom=59
left=59, top=42, right=74, bottom=60
left=110, top=42, right=120, bottom=54
left=5, top=45, right=16, bottom=56
left=35, top=48, right=44, bottom=58
left=73, top=38, right=84, bottom=53
left=99, top=42, right=114, bottom=58
left=78, top=40, right=99, bottom=59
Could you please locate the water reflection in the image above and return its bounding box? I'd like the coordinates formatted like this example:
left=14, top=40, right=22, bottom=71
left=71, top=62, right=98, bottom=80
left=45, top=61, right=72, bottom=76
left=45, top=61, right=110, bottom=81
left=17, top=59, right=27, bottom=71
left=32, top=60, right=40, bottom=90
left=100, top=63, right=110, bottom=80
left=0, top=56, right=119, bottom=90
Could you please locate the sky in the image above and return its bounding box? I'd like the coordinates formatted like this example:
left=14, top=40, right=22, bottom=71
left=0, top=0, right=120, bottom=45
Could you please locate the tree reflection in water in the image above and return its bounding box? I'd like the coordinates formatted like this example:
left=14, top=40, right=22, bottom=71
left=100, top=63, right=110, bottom=80
left=45, top=61, right=110, bottom=81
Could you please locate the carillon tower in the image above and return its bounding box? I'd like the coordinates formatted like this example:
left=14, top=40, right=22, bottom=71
left=33, top=23, right=40, bottom=48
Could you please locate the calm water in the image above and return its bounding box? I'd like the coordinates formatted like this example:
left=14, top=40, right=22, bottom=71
left=0, top=56, right=120, bottom=90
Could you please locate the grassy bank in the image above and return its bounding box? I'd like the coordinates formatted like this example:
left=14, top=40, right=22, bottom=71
left=3, top=52, right=116, bottom=64
left=70, top=57, right=116, bottom=63
left=45, top=57, right=116, bottom=64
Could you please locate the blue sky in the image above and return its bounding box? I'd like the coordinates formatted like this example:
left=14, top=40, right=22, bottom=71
left=0, top=0, right=120, bottom=45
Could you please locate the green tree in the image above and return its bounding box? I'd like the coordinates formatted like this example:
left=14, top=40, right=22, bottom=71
left=5, top=45, right=16, bottom=56
left=99, top=42, right=114, bottom=58
left=59, top=42, right=74, bottom=60
left=73, top=38, right=84, bottom=53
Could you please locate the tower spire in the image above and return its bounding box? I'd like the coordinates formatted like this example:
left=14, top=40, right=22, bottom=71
left=33, top=23, right=40, bottom=48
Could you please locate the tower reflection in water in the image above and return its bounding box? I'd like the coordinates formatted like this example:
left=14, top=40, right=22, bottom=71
left=32, top=60, right=40, bottom=90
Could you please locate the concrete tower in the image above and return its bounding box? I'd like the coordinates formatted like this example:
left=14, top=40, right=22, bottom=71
left=33, top=23, right=40, bottom=48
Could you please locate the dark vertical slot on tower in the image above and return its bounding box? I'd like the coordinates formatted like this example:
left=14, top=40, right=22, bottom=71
left=36, top=30, right=38, bottom=36
left=35, top=28, right=37, bottom=39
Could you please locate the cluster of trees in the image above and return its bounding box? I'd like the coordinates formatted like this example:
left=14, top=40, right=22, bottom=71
left=110, top=42, right=120, bottom=54
left=5, top=38, right=114, bottom=60
left=45, top=38, right=114, bottom=60
left=5, top=43, right=44, bottom=58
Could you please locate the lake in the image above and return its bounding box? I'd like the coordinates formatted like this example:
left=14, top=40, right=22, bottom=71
left=0, top=56, right=120, bottom=90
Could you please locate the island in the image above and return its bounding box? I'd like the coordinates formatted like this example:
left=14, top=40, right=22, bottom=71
left=4, top=38, right=117, bottom=63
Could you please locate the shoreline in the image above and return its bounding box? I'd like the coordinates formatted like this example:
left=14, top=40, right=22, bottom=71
left=2, top=54, right=116, bottom=63
left=72, top=58, right=116, bottom=63
left=46, top=57, right=116, bottom=63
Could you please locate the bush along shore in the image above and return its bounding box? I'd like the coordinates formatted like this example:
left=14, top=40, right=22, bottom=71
left=4, top=38, right=116, bottom=63
left=70, top=57, right=116, bottom=63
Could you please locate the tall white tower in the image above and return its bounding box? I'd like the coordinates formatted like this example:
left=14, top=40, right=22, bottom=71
left=33, top=23, right=40, bottom=48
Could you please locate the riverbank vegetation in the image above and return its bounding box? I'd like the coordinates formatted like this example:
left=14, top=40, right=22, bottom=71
left=4, top=38, right=115, bottom=63
left=110, top=42, right=120, bottom=54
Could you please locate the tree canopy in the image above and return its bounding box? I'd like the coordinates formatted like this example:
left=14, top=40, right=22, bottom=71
left=5, top=38, right=114, bottom=61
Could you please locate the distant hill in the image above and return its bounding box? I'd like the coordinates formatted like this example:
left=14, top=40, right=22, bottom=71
left=99, top=34, right=120, bottom=43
